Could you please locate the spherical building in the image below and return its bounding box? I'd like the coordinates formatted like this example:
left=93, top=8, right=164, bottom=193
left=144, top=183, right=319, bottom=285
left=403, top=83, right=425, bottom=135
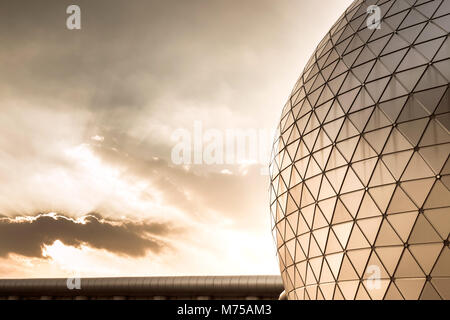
left=269, top=0, right=450, bottom=300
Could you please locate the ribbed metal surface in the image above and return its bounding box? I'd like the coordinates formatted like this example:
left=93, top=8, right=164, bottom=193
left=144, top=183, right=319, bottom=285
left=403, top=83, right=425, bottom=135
left=0, top=276, right=283, bottom=299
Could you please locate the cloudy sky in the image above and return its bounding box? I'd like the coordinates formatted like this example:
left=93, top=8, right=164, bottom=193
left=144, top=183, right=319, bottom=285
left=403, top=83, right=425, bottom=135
left=0, top=0, right=353, bottom=278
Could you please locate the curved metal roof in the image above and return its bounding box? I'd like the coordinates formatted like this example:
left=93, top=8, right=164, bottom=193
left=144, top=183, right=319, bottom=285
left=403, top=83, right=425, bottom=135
left=0, top=275, right=283, bottom=298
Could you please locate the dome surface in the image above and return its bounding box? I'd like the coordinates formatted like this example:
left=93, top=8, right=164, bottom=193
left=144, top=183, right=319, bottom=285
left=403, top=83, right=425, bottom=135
left=269, top=0, right=450, bottom=300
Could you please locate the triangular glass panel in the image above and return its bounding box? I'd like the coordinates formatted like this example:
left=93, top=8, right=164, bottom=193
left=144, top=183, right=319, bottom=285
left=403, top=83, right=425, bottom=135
left=358, top=192, right=383, bottom=219
left=312, top=227, right=329, bottom=253
left=376, top=246, right=404, bottom=276
left=375, top=219, right=404, bottom=246
left=395, top=66, right=427, bottom=92
left=369, top=159, right=396, bottom=187
left=337, top=118, right=361, bottom=141
left=363, top=252, right=390, bottom=280
left=347, top=224, right=371, bottom=250
left=325, top=229, right=344, bottom=254
left=414, top=84, right=447, bottom=114
left=415, top=64, right=448, bottom=91
left=334, top=285, right=345, bottom=300
left=333, top=221, right=354, bottom=249
left=409, top=214, right=442, bottom=244
left=341, top=167, right=365, bottom=193
left=395, top=249, right=426, bottom=278
left=369, top=184, right=396, bottom=213
left=339, top=72, right=363, bottom=94
left=402, top=152, right=435, bottom=181
left=347, top=248, right=371, bottom=277
left=380, top=48, right=408, bottom=73
left=338, top=88, right=360, bottom=113
left=382, top=33, right=410, bottom=55
left=300, top=183, right=315, bottom=208
left=363, top=279, right=390, bottom=300
left=305, top=175, right=322, bottom=199
left=400, top=8, right=429, bottom=29
left=366, top=77, right=391, bottom=103
left=326, top=252, right=345, bottom=279
left=313, top=207, right=329, bottom=230
left=339, top=280, right=360, bottom=299
left=319, top=282, right=335, bottom=300
left=395, top=279, right=426, bottom=300
left=332, top=199, right=354, bottom=224
left=409, top=243, right=444, bottom=274
left=387, top=211, right=418, bottom=243
left=400, top=178, right=435, bottom=208
left=398, top=95, right=431, bottom=122
left=326, top=167, right=347, bottom=194
left=397, top=48, right=429, bottom=72
left=384, top=282, right=404, bottom=300
left=364, top=127, right=391, bottom=154
left=420, top=281, right=442, bottom=300
left=397, top=117, right=428, bottom=147
left=336, top=137, right=359, bottom=162
left=398, top=21, right=426, bottom=43
left=353, top=137, right=378, bottom=161
left=318, top=197, right=337, bottom=223
left=416, top=21, right=448, bottom=43
left=365, top=107, right=392, bottom=131
left=340, top=190, right=365, bottom=218
left=420, top=118, right=450, bottom=146
left=318, top=175, right=336, bottom=200
left=430, top=248, right=450, bottom=278
left=380, top=76, right=409, bottom=102
left=352, top=60, right=376, bottom=83
left=352, top=158, right=378, bottom=187
left=349, top=107, right=374, bottom=132
left=378, top=95, right=408, bottom=123
left=367, top=59, right=391, bottom=81
left=381, top=150, right=413, bottom=180
left=309, top=234, right=323, bottom=258
left=424, top=207, right=450, bottom=240
left=387, top=186, right=418, bottom=214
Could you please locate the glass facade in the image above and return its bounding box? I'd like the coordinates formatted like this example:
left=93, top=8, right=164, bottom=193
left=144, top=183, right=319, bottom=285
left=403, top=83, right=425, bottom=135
left=270, top=0, right=450, bottom=300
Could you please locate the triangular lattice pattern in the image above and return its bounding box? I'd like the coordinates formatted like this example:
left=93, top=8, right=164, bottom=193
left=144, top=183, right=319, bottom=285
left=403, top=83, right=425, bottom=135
left=269, top=0, right=450, bottom=300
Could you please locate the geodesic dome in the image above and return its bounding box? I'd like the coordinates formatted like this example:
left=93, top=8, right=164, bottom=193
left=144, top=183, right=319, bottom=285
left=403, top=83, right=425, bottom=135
left=269, top=0, right=450, bottom=300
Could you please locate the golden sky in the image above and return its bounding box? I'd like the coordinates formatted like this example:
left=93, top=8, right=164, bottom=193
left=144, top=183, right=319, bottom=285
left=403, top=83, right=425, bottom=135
left=0, top=0, right=353, bottom=278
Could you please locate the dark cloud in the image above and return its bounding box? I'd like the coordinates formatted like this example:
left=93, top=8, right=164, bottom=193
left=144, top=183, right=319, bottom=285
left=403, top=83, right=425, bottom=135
left=0, top=213, right=174, bottom=258
left=0, top=0, right=293, bottom=114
